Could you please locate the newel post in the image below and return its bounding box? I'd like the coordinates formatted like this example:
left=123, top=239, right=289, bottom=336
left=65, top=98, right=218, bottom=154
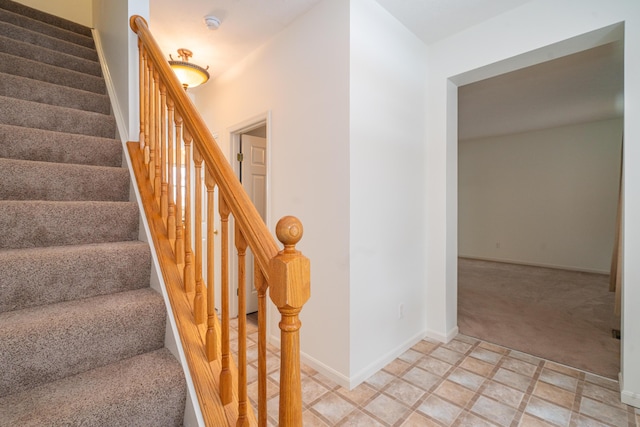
left=269, top=216, right=310, bottom=426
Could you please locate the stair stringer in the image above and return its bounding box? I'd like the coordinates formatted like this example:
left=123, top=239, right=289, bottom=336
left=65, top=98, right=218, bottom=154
left=91, top=28, right=129, bottom=143
left=93, top=29, right=204, bottom=427
left=125, top=148, right=205, bottom=427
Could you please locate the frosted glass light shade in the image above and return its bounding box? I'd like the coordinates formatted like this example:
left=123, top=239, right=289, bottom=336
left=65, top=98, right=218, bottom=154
left=169, top=61, right=209, bottom=89
left=168, top=49, right=209, bottom=89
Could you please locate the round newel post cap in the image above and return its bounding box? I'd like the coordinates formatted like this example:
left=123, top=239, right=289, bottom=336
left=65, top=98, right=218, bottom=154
left=276, top=216, right=303, bottom=251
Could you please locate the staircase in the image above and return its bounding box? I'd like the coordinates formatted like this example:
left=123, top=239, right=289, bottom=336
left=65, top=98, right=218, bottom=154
left=0, top=1, right=187, bottom=425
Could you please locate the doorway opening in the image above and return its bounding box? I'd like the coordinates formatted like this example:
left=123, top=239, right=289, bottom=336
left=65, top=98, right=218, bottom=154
left=452, top=27, right=624, bottom=379
left=229, top=113, right=270, bottom=318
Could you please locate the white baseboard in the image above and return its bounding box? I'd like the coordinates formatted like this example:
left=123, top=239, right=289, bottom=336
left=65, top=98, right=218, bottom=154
left=425, top=325, right=459, bottom=343
left=459, top=255, right=609, bottom=275
left=301, top=353, right=351, bottom=389
left=621, top=390, right=640, bottom=408
left=91, top=28, right=129, bottom=143
left=268, top=332, right=351, bottom=390
left=620, top=373, right=640, bottom=408
left=347, top=330, right=427, bottom=390
left=271, top=330, right=429, bottom=390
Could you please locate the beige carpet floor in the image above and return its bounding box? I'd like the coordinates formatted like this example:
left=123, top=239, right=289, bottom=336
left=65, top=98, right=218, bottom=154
left=458, top=258, right=620, bottom=379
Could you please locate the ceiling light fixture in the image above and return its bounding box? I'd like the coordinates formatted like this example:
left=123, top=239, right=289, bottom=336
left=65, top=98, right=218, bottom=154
left=168, top=48, right=210, bottom=90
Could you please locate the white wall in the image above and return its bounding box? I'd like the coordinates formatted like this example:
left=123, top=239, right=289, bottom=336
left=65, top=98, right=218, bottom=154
left=459, top=118, right=622, bottom=273
left=194, top=0, right=429, bottom=387
left=92, top=0, right=147, bottom=141
left=349, top=0, right=428, bottom=384
left=15, top=0, right=92, bottom=27
left=193, top=0, right=352, bottom=383
left=425, top=0, right=640, bottom=407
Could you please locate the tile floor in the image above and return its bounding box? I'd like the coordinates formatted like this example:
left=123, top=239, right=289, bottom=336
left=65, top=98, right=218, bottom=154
left=231, top=317, right=639, bottom=427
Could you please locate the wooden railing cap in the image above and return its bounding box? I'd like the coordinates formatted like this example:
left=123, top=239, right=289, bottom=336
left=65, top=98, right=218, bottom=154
left=130, top=12, right=281, bottom=279
left=129, top=15, right=147, bottom=33
left=276, top=216, right=303, bottom=253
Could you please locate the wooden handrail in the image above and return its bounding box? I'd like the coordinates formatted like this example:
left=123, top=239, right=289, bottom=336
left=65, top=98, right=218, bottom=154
left=129, top=15, right=311, bottom=427
left=130, top=15, right=279, bottom=277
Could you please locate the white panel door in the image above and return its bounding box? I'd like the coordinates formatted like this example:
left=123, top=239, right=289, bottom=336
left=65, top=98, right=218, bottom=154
left=240, top=134, right=267, bottom=314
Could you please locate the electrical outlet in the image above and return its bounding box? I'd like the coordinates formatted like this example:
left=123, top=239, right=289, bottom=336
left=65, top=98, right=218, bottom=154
left=398, top=303, right=404, bottom=319
left=496, top=242, right=500, bottom=249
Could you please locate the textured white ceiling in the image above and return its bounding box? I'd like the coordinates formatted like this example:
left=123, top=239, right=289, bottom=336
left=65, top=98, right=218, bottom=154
left=458, top=41, right=624, bottom=140
left=149, top=0, right=624, bottom=139
left=149, top=0, right=323, bottom=80
left=149, top=0, right=532, bottom=80
left=374, top=0, right=532, bottom=44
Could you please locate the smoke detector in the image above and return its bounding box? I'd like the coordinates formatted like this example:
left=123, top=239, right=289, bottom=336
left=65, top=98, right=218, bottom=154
left=204, top=15, right=221, bottom=30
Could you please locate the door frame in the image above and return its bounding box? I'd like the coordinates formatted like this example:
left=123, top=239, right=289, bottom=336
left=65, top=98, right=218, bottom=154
left=228, top=111, right=272, bottom=319
left=447, top=24, right=625, bottom=382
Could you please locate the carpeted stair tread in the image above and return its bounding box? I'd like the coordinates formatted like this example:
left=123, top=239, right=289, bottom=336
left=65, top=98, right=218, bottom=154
left=0, top=348, right=186, bottom=427
left=0, top=96, right=115, bottom=138
left=0, top=8, right=94, bottom=49
left=0, top=200, right=139, bottom=249
left=0, top=71, right=109, bottom=114
left=0, top=34, right=101, bottom=76
left=0, top=0, right=92, bottom=37
left=0, top=158, right=130, bottom=201
left=0, top=20, right=97, bottom=61
left=0, top=288, right=167, bottom=397
left=0, top=241, right=151, bottom=313
left=0, top=124, right=121, bottom=167
left=0, top=2, right=187, bottom=423
left=0, top=51, right=105, bottom=94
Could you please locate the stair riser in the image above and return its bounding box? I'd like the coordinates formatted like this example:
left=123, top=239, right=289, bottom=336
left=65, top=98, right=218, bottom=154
left=0, top=158, right=130, bottom=201
left=0, top=72, right=110, bottom=114
left=0, top=242, right=151, bottom=313
left=0, top=35, right=101, bottom=76
left=0, top=124, right=122, bottom=167
left=0, top=349, right=186, bottom=427
left=0, top=2, right=186, bottom=423
left=0, top=201, right=139, bottom=249
left=0, top=8, right=94, bottom=49
left=0, top=289, right=166, bottom=397
left=0, top=20, right=97, bottom=61
left=0, top=51, right=105, bottom=94
left=0, top=96, right=116, bottom=138
left=0, top=0, right=92, bottom=37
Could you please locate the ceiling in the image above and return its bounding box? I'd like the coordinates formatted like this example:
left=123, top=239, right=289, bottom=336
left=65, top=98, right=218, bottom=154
left=149, top=0, right=624, bottom=140
left=149, top=0, right=533, bottom=80
left=459, top=41, right=624, bottom=140
left=149, top=0, right=323, bottom=81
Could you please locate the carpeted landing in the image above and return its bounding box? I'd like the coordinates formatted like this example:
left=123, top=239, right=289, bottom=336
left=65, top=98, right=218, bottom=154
left=458, top=258, right=620, bottom=379
left=0, top=1, right=186, bottom=425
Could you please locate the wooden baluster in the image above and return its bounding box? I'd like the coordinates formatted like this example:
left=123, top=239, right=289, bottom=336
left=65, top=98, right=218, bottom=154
left=160, top=82, right=168, bottom=226
left=205, top=167, right=217, bottom=361
left=255, top=266, right=268, bottom=427
left=174, top=113, right=185, bottom=266
left=269, top=216, right=310, bottom=427
left=167, top=98, right=176, bottom=242
left=154, top=69, right=162, bottom=205
left=183, top=128, right=195, bottom=293
left=235, top=225, right=249, bottom=427
left=148, top=61, right=156, bottom=188
left=138, top=41, right=145, bottom=152
left=193, top=144, right=205, bottom=324
left=219, top=195, right=232, bottom=404
left=143, top=48, right=150, bottom=166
